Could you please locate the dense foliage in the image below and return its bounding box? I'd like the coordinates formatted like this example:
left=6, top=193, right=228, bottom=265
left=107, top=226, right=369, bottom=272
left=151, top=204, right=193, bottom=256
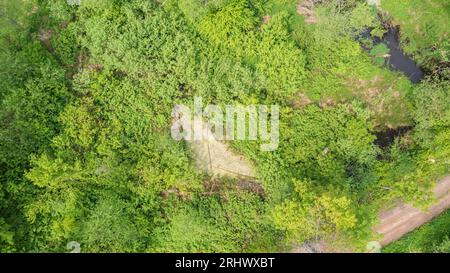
left=0, top=0, right=448, bottom=252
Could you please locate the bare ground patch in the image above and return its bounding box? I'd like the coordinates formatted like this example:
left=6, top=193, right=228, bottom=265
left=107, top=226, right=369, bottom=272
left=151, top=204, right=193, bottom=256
left=185, top=119, right=256, bottom=180
left=297, top=0, right=319, bottom=24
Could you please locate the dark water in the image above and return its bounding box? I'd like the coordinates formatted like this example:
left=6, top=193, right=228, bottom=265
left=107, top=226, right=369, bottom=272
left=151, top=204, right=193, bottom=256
left=358, top=27, right=424, bottom=83
left=383, top=28, right=424, bottom=83
left=374, top=126, right=413, bottom=149
left=356, top=27, right=423, bottom=148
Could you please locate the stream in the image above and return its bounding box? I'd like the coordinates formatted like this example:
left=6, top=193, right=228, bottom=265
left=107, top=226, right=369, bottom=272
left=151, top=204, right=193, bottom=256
left=357, top=26, right=424, bottom=148
left=358, top=27, right=424, bottom=83
left=383, top=27, right=424, bottom=83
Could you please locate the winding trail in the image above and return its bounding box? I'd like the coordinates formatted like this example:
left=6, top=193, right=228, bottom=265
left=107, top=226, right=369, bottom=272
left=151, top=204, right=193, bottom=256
left=374, top=175, right=450, bottom=246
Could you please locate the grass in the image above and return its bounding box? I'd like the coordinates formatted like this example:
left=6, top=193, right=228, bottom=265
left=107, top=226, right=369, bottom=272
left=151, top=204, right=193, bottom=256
left=380, top=0, right=450, bottom=68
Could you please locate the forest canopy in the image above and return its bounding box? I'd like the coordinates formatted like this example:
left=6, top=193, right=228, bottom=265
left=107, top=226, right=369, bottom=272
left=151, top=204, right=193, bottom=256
left=0, top=0, right=448, bottom=253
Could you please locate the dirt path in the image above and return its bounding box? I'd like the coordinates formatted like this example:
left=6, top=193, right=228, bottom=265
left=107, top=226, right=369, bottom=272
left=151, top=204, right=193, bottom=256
left=292, top=175, right=450, bottom=252
left=184, top=119, right=256, bottom=179
left=374, top=175, right=450, bottom=246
